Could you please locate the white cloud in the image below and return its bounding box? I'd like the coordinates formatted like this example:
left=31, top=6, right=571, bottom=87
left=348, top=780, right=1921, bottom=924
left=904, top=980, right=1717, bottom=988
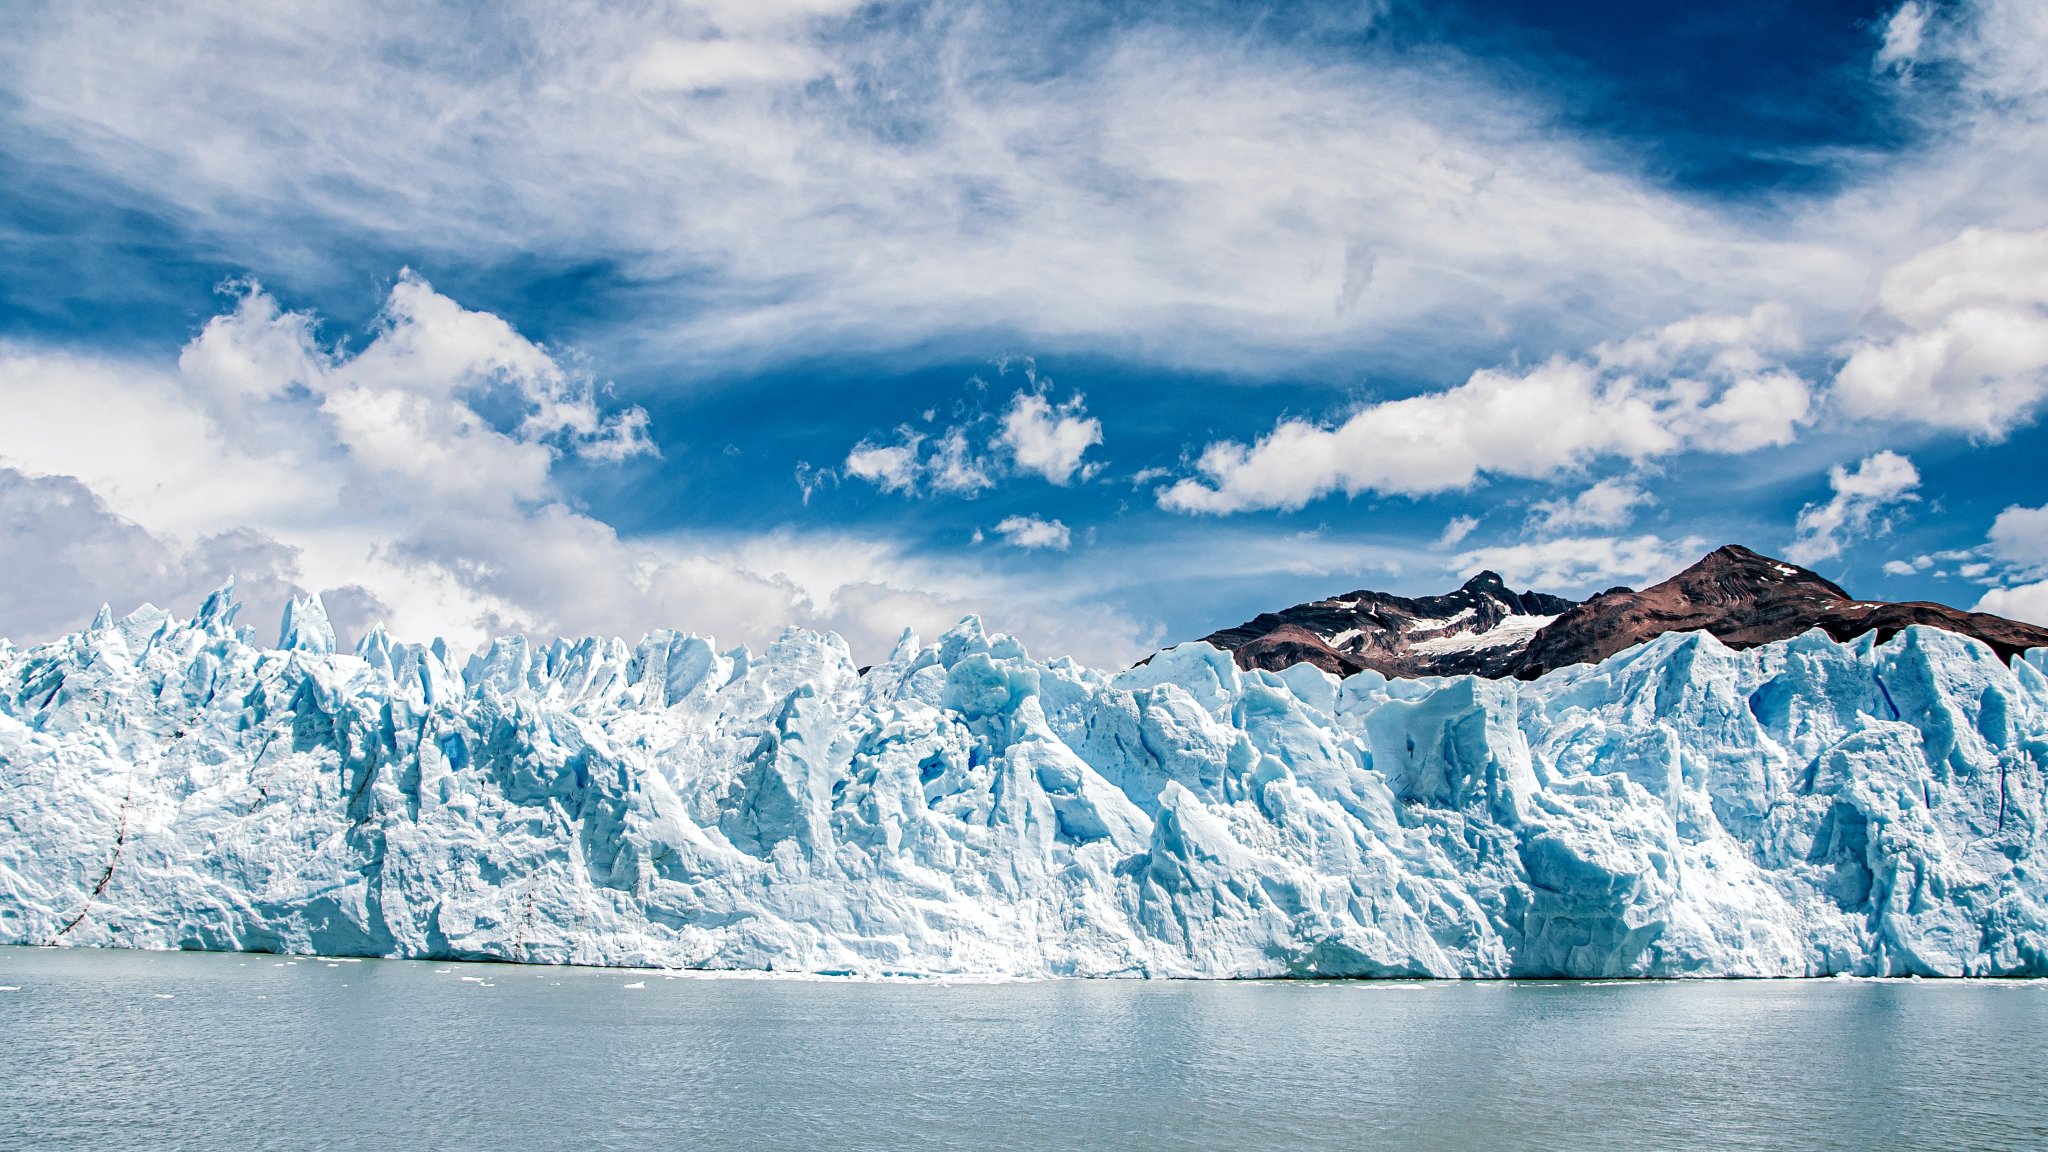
left=0, top=0, right=1873, bottom=371
left=843, top=387, right=1097, bottom=496
left=1877, top=2, right=1929, bottom=73
left=0, top=283, right=1150, bottom=666
left=3, top=0, right=2045, bottom=411
left=844, top=436, right=921, bottom=494
left=793, top=461, right=836, bottom=504
left=1956, top=500, right=2048, bottom=624
left=1435, top=515, right=1479, bottom=548
left=9, top=0, right=2048, bottom=660
left=997, top=392, right=1103, bottom=486
left=991, top=515, right=1072, bottom=551
left=1786, top=451, right=1921, bottom=565
left=1985, top=502, right=2048, bottom=577
left=1531, top=478, right=1653, bottom=533
left=1975, top=581, right=2048, bottom=627
left=1452, top=534, right=1705, bottom=594
left=1160, top=356, right=1625, bottom=512
left=927, top=426, right=995, bottom=495
left=630, top=38, right=832, bottom=92
left=1833, top=228, right=2048, bottom=436
left=1161, top=305, right=1809, bottom=513
left=1882, top=559, right=1919, bottom=576
left=0, top=466, right=320, bottom=646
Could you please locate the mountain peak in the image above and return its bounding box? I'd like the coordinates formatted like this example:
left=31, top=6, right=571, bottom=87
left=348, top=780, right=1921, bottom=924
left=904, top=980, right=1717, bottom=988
left=1190, top=545, right=2048, bottom=682
left=1516, top=545, right=2047, bottom=676
left=1199, top=569, right=1577, bottom=679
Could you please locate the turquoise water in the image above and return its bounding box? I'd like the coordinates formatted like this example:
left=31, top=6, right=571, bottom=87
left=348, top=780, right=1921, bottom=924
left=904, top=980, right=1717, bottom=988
left=1, top=947, right=2044, bottom=1151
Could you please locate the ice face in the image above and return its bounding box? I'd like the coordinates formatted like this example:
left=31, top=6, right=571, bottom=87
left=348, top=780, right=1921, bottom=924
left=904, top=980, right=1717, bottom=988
left=2, top=586, right=2046, bottom=978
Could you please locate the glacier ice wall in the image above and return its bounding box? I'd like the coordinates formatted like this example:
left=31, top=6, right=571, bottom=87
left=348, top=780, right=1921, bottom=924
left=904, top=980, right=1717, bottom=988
left=4, top=585, right=2048, bottom=978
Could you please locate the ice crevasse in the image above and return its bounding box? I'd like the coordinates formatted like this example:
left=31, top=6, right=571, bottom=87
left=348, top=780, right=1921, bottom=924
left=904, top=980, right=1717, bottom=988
left=3, top=582, right=2048, bottom=978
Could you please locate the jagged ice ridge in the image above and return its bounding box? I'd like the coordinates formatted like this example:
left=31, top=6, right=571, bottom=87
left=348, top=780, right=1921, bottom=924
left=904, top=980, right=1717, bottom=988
left=4, top=584, right=2048, bottom=978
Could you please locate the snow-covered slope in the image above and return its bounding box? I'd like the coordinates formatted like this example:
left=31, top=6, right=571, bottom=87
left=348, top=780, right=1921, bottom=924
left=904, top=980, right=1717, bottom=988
left=5, top=584, right=2048, bottom=978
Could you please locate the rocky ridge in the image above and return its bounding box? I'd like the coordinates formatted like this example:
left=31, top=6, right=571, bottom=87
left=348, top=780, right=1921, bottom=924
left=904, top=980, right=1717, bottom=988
left=1202, top=571, right=1576, bottom=679
left=1201, top=545, right=2048, bottom=681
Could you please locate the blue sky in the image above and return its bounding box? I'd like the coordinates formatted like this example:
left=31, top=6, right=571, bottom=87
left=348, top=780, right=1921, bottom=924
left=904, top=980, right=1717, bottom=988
left=2, top=0, right=2046, bottom=666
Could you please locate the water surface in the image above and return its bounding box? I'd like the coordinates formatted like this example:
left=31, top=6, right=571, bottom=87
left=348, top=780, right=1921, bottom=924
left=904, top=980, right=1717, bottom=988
left=1, top=947, right=2042, bottom=1151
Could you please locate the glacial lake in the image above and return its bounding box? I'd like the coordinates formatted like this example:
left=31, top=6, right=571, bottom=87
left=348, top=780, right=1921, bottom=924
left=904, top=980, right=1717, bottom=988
left=1, top=947, right=2044, bottom=1151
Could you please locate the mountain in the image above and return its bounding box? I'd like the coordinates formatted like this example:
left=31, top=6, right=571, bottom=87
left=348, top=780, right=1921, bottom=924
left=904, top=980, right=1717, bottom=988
left=1202, top=571, right=1578, bottom=679
left=1202, top=545, right=2048, bottom=681
left=1513, top=544, right=2048, bottom=677
left=5, top=584, right=2048, bottom=978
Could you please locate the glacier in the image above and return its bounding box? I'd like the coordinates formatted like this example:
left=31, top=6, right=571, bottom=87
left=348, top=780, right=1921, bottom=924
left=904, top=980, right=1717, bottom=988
left=4, top=584, right=2048, bottom=978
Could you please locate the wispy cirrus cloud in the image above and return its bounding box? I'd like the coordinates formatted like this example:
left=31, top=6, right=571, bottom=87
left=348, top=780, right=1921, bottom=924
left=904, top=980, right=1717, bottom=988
left=0, top=0, right=1868, bottom=372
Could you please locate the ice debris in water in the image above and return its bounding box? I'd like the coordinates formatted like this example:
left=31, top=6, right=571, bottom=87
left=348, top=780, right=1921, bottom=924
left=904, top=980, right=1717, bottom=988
left=4, top=582, right=2048, bottom=978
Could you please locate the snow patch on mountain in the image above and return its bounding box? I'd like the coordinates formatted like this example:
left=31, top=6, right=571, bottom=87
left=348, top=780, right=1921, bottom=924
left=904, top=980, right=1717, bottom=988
left=1408, top=614, right=1558, bottom=656
left=3, top=584, right=2048, bottom=978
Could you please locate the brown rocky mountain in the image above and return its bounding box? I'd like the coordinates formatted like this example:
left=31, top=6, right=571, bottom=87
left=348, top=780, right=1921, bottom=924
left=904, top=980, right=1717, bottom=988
left=1509, top=544, right=2048, bottom=678
left=1196, top=544, right=2048, bottom=681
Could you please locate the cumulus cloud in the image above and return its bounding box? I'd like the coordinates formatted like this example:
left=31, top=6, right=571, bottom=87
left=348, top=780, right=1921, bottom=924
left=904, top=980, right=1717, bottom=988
left=842, top=386, right=1100, bottom=497
left=0, top=468, right=295, bottom=643
left=1985, top=502, right=2048, bottom=577
left=991, top=515, right=1072, bottom=551
left=1531, top=479, right=1654, bottom=534
left=1161, top=305, right=1808, bottom=513
left=1880, top=501, right=2048, bottom=626
left=0, top=282, right=1149, bottom=666
left=844, top=437, right=921, bottom=494
left=997, top=392, right=1103, bottom=486
left=1786, top=451, right=1921, bottom=565
left=1833, top=228, right=2048, bottom=436
left=1452, top=534, right=1705, bottom=594
left=1976, top=581, right=2048, bottom=625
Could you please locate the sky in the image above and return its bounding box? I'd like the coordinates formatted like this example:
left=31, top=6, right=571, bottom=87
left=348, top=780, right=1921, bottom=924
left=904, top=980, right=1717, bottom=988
left=1, top=0, right=2046, bottom=668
